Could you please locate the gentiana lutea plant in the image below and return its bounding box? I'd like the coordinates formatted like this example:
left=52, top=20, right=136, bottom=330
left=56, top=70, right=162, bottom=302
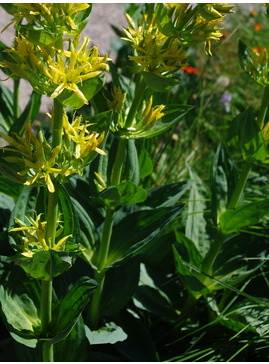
left=1, top=3, right=268, bottom=362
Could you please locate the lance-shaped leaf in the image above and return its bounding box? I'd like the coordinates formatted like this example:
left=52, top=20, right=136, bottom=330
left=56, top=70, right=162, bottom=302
left=45, top=277, right=98, bottom=344
left=210, top=143, right=238, bottom=224
left=96, top=181, right=147, bottom=209
left=220, top=198, right=269, bottom=234
left=85, top=321, right=127, bottom=345
left=227, top=107, right=267, bottom=162
left=155, top=4, right=174, bottom=37
left=105, top=205, right=183, bottom=268
left=141, top=71, right=179, bottom=92
left=17, top=24, right=61, bottom=47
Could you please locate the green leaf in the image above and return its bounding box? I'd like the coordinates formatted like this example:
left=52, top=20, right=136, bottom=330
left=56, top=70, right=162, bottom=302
left=220, top=299, right=269, bottom=336
left=85, top=109, right=112, bottom=134
left=0, top=176, right=23, bottom=201
left=220, top=198, right=269, bottom=234
left=56, top=75, right=105, bottom=109
left=141, top=181, right=191, bottom=209
left=210, top=143, right=238, bottom=224
left=58, top=185, right=80, bottom=245
left=100, top=257, right=140, bottom=316
left=121, top=139, right=139, bottom=183
left=19, top=250, right=73, bottom=280
left=55, top=316, right=87, bottom=362
left=185, top=166, right=210, bottom=258
left=129, top=104, right=192, bottom=139
left=141, top=71, right=179, bottom=92
left=106, top=205, right=183, bottom=267
left=17, top=24, right=61, bottom=46
left=227, top=107, right=267, bottom=162
left=155, top=4, right=174, bottom=37
left=0, top=258, right=40, bottom=348
left=85, top=321, right=127, bottom=345
left=137, top=146, right=153, bottom=178
left=97, top=181, right=147, bottom=209
left=48, top=277, right=98, bottom=344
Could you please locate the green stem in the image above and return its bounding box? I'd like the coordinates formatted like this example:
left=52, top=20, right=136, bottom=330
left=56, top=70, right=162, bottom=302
left=40, top=99, right=64, bottom=362
left=13, top=78, right=20, bottom=122
left=202, top=84, right=269, bottom=278
left=87, top=76, right=146, bottom=328
left=125, top=76, right=146, bottom=129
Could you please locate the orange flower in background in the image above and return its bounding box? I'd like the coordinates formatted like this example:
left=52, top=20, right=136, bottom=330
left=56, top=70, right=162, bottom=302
left=250, top=10, right=257, bottom=17
left=253, top=22, right=263, bottom=31
left=180, top=66, right=199, bottom=75
left=252, top=47, right=262, bottom=54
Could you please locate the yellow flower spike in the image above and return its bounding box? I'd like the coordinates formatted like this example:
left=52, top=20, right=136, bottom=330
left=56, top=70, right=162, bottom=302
left=107, top=86, right=127, bottom=112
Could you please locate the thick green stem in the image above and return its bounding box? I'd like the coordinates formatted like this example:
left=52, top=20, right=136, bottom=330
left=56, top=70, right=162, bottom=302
left=202, top=84, right=269, bottom=279
left=87, top=76, right=146, bottom=328
left=125, top=77, right=146, bottom=129
left=40, top=99, right=63, bottom=362
left=13, top=78, right=20, bottom=122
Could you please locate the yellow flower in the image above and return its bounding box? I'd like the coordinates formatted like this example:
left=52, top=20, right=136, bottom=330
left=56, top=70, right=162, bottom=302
left=137, top=95, right=165, bottom=131
left=0, top=121, right=76, bottom=193
left=122, top=13, right=188, bottom=76
left=62, top=110, right=106, bottom=161
left=2, top=3, right=90, bottom=34
left=10, top=213, right=71, bottom=258
left=247, top=47, right=269, bottom=85
left=45, top=37, right=110, bottom=104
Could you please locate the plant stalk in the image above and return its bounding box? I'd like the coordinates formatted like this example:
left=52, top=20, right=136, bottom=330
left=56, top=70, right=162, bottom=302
left=40, top=98, right=64, bottom=362
left=87, top=76, right=146, bottom=329
left=202, top=84, right=269, bottom=278
left=13, top=78, right=20, bottom=122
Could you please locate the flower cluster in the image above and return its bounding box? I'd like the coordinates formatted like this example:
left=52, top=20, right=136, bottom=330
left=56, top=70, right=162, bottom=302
left=10, top=213, right=71, bottom=258
left=3, top=3, right=91, bottom=35
left=0, top=115, right=105, bottom=192
left=122, top=13, right=188, bottom=77
left=0, top=35, right=110, bottom=105
left=166, top=3, right=234, bottom=55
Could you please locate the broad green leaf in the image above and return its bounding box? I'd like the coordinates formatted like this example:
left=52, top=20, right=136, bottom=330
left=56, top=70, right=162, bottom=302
left=137, top=146, right=153, bottom=178
left=155, top=4, right=174, bottom=37
left=47, top=277, right=98, bottom=344
left=10, top=91, right=41, bottom=136
left=121, top=139, right=139, bottom=183
left=19, top=250, right=73, bottom=280
left=0, top=258, right=40, bottom=348
left=133, top=263, right=181, bottom=322
left=58, top=185, right=80, bottom=245
left=97, top=181, right=147, bottom=209
left=210, top=143, right=238, bottom=224
left=17, top=24, right=61, bottom=46
left=220, top=198, right=269, bottom=234
left=85, top=321, right=127, bottom=345
left=56, top=75, right=105, bottom=109
left=129, top=104, right=192, bottom=139
left=100, top=257, right=140, bottom=316
left=185, top=166, right=210, bottom=258
left=85, top=109, right=112, bottom=134
left=55, top=315, right=87, bottom=362
left=141, top=181, right=191, bottom=209
left=141, top=71, right=179, bottom=92
left=227, top=107, right=267, bottom=162
left=0, top=175, right=23, bottom=200
left=220, top=300, right=269, bottom=336
left=0, top=192, right=15, bottom=229
left=106, top=205, right=183, bottom=267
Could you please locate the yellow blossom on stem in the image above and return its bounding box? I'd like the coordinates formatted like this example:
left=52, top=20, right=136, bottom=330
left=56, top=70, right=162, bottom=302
left=0, top=121, right=76, bottom=193
left=122, top=12, right=188, bottom=77
left=10, top=213, right=71, bottom=258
